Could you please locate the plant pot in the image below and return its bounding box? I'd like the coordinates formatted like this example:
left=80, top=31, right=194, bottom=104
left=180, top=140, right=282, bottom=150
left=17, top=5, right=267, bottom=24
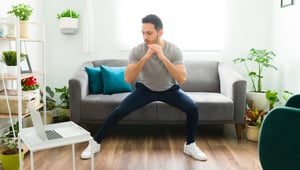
left=20, top=21, right=30, bottom=39
left=22, top=89, right=40, bottom=95
left=246, top=124, right=260, bottom=142
left=246, top=91, right=268, bottom=111
left=59, top=17, right=78, bottom=34
left=6, top=66, right=18, bottom=75
left=0, top=149, right=24, bottom=170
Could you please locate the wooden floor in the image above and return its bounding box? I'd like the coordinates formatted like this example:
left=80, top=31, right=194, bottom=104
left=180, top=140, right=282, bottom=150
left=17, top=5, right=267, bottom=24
left=13, top=124, right=262, bottom=170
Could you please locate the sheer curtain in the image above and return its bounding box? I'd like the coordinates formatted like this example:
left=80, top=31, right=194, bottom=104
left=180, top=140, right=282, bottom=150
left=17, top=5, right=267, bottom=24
left=116, top=0, right=227, bottom=52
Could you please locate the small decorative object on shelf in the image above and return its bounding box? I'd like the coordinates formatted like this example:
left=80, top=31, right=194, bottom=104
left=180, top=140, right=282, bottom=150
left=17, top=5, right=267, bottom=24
left=57, top=9, right=80, bottom=34
left=1, top=50, right=26, bottom=75
left=7, top=3, right=33, bottom=38
left=21, top=76, right=39, bottom=92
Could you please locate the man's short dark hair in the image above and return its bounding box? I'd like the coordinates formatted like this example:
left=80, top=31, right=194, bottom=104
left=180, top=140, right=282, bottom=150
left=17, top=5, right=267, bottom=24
left=142, top=14, right=163, bottom=31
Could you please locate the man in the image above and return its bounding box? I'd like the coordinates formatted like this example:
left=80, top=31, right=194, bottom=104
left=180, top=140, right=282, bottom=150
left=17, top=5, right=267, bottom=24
left=81, top=14, right=207, bottom=161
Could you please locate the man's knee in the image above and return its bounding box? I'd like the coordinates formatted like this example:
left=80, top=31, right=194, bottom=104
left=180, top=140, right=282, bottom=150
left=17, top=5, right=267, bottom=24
left=184, top=103, right=198, bottom=115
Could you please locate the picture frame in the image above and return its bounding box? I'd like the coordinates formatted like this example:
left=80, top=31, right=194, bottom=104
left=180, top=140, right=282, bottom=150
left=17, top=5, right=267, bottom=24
left=21, top=55, right=32, bottom=73
left=281, top=0, right=294, bottom=8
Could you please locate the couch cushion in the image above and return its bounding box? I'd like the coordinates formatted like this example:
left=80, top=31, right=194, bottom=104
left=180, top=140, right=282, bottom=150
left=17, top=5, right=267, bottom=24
left=156, top=92, right=234, bottom=121
left=181, top=61, right=220, bottom=92
left=85, top=66, right=102, bottom=94
left=81, top=93, right=157, bottom=122
left=100, top=65, right=133, bottom=94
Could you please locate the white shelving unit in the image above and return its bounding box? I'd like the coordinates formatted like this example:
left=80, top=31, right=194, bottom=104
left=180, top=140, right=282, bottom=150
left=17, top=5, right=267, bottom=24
left=0, top=16, right=46, bottom=159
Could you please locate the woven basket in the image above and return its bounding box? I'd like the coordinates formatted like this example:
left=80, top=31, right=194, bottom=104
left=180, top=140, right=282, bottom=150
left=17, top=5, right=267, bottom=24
left=0, top=93, right=40, bottom=114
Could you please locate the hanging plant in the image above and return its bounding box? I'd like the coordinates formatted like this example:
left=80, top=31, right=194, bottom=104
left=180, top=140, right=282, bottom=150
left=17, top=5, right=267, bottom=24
left=57, top=9, right=80, bottom=19
left=57, top=9, right=80, bottom=34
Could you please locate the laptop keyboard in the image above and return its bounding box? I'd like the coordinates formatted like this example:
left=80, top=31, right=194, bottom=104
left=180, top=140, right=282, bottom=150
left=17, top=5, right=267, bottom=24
left=45, top=130, right=63, bottom=140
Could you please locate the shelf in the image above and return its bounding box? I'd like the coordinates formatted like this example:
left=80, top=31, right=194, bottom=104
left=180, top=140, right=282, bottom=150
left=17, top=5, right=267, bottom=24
left=0, top=103, right=44, bottom=118
left=0, top=17, right=47, bottom=165
left=0, top=37, right=44, bottom=42
left=0, top=90, right=39, bottom=99
left=0, top=112, right=29, bottom=119
left=0, top=71, right=44, bottom=80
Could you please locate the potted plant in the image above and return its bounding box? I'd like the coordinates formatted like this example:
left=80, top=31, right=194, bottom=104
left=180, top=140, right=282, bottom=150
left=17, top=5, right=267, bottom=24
left=0, top=122, right=24, bottom=170
left=54, top=86, right=70, bottom=122
left=1, top=50, right=26, bottom=75
left=7, top=3, right=33, bottom=38
left=233, top=48, right=278, bottom=111
left=245, top=108, right=267, bottom=142
left=245, top=90, right=293, bottom=142
left=44, top=86, right=57, bottom=111
left=266, top=90, right=294, bottom=110
left=57, top=9, right=80, bottom=34
left=21, top=76, right=40, bottom=93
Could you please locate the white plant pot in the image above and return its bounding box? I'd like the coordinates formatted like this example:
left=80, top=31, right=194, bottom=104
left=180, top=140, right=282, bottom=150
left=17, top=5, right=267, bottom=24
left=59, top=17, right=78, bottom=34
left=6, top=66, right=18, bottom=75
left=246, top=91, right=268, bottom=111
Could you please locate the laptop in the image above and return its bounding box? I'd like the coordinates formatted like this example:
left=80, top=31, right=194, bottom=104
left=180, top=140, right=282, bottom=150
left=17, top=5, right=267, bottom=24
left=29, top=107, right=63, bottom=140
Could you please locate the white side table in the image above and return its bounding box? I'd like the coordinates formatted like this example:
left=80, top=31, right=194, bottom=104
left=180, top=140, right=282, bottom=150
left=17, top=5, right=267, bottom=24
left=18, top=121, right=94, bottom=170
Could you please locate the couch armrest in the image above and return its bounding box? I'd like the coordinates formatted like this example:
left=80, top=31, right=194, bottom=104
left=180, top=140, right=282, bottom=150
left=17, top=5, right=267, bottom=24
left=218, top=62, right=247, bottom=123
left=69, top=61, right=94, bottom=123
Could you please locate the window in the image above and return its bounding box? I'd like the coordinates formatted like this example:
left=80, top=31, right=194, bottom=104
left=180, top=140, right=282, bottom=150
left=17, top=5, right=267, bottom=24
left=117, top=0, right=226, bottom=52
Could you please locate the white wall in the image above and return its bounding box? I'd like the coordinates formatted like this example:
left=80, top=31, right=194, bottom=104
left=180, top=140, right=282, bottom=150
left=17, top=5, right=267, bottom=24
left=270, top=1, right=300, bottom=94
left=42, top=0, right=120, bottom=89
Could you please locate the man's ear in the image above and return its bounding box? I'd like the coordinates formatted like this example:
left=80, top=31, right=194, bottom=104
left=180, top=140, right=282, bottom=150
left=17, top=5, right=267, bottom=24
left=158, top=29, right=163, bottom=37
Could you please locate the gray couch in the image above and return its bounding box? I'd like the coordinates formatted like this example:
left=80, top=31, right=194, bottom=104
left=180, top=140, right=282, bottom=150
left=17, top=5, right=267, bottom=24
left=69, top=59, right=246, bottom=139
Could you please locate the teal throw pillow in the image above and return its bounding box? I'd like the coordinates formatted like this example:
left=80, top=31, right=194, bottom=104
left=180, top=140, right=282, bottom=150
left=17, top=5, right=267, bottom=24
left=85, top=66, right=103, bottom=94
left=100, top=65, right=132, bottom=94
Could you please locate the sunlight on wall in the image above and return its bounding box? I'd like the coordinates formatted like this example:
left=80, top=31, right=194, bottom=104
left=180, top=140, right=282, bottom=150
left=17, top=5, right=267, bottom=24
left=116, top=0, right=227, bottom=52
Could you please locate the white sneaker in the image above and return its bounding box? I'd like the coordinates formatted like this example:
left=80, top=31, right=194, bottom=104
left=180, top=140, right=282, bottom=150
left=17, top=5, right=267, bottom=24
left=80, top=140, right=101, bottom=159
left=183, top=142, right=207, bottom=161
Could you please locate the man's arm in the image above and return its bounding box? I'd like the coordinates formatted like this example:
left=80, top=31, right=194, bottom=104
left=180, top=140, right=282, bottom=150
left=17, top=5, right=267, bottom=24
left=148, top=44, right=187, bottom=84
left=160, top=59, right=187, bottom=84
left=124, top=48, right=153, bottom=83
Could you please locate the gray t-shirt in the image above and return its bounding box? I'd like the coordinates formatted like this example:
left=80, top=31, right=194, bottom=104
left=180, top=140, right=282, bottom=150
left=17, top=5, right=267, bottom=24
left=128, top=40, right=183, bottom=91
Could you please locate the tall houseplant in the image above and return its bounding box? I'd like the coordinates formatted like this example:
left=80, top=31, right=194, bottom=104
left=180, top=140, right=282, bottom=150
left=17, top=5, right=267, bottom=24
left=233, top=48, right=278, bottom=110
left=7, top=3, right=33, bottom=38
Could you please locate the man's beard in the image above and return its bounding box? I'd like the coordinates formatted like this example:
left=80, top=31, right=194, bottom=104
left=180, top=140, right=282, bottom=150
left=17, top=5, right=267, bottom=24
left=144, top=35, right=159, bottom=45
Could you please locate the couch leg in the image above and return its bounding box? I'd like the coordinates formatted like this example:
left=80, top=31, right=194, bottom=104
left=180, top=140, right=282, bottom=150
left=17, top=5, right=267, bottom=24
left=235, top=124, right=244, bottom=140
